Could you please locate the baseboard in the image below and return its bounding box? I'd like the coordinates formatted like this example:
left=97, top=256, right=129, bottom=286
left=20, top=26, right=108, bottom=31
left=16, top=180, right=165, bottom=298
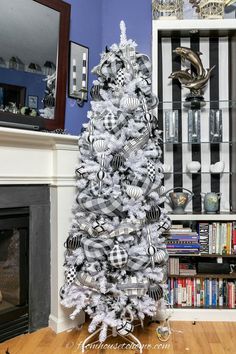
left=49, top=312, right=85, bottom=333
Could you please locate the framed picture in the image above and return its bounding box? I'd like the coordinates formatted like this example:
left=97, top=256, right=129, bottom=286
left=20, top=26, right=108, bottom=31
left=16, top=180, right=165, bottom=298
left=28, top=95, right=38, bottom=109
left=68, top=41, right=89, bottom=101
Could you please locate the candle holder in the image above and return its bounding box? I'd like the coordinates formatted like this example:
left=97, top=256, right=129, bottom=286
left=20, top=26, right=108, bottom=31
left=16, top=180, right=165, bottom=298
left=188, top=109, right=201, bottom=143
left=209, top=109, right=222, bottom=143
left=164, top=110, right=179, bottom=143
left=69, top=41, right=89, bottom=106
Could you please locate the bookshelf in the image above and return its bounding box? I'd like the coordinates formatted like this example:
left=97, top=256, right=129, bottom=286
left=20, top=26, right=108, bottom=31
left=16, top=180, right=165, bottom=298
left=152, top=19, right=236, bottom=321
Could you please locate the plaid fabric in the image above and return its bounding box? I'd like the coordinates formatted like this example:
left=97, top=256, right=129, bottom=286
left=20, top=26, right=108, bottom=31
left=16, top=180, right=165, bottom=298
left=81, top=236, right=114, bottom=261
left=118, top=276, right=149, bottom=297
left=103, top=110, right=116, bottom=131
left=76, top=271, right=100, bottom=290
left=65, top=266, right=77, bottom=285
left=136, top=54, right=152, bottom=78
left=109, top=111, right=128, bottom=137
left=147, top=160, right=156, bottom=182
left=121, top=45, right=136, bottom=66
left=115, top=68, right=125, bottom=86
left=126, top=255, right=150, bottom=271
left=122, top=128, right=149, bottom=156
left=77, top=192, right=125, bottom=218
left=79, top=221, right=96, bottom=237
left=109, top=223, right=141, bottom=238
left=108, top=244, right=128, bottom=268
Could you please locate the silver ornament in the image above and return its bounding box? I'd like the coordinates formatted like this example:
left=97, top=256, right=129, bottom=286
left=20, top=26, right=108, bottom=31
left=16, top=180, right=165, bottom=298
left=126, top=185, right=143, bottom=199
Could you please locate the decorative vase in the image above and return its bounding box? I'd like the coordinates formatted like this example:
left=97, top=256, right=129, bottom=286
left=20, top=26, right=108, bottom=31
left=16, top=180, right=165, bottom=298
left=201, top=192, right=221, bottom=213
left=165, top=187, right=194, bottom=214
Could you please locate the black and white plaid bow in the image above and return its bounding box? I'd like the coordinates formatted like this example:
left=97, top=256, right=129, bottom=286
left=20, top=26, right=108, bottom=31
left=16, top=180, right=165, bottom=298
left=81, top=237, right=114, bottom=261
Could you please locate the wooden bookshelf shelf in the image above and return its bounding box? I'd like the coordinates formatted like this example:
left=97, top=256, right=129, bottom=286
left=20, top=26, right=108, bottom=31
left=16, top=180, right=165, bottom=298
left=169, top=254, right=236, bottom=258
left=169, top=274, right=236, bottom=279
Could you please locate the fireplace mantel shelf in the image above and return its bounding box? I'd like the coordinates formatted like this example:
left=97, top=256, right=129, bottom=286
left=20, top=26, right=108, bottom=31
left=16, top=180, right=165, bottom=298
left=0, top=127, right=78, bottom=149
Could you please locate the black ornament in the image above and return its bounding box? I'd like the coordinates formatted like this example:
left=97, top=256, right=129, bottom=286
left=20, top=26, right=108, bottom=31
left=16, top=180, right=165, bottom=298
left=111, top=154, right=125, bottom=170
left=146, top=206, right=161, bottom=222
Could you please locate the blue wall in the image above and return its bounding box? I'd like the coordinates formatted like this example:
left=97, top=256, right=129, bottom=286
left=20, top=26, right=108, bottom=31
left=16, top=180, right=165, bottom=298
left=0, top=67, right=46, bottom=110
left=64, top=0, right=102, bottom=135
left=101, top=0, right=152, bottom=57
left=64, top=0, right=152, bottom=135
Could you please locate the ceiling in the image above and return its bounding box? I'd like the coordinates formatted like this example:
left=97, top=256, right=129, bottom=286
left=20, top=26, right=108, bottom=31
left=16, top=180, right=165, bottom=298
left=0, top=0, right=60, bottom=67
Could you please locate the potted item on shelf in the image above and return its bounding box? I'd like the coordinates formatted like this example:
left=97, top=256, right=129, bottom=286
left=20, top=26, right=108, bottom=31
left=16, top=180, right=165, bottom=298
left=165, top=187, right=194, bottom=213
left=201, top=192, right=221, bottom=213
left=210, top=161, right=225, bottom=173
left=152, top=0, right=184, bottom=20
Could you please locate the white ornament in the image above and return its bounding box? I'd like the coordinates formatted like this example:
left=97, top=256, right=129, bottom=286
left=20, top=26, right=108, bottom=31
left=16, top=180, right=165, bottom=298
left=147, top=244, right=156, bottom=256
left=210, top=161, right=225, bottom=174
left=126, top=185, right=143, bottom=199
left=121, top=97, right=140, bottom=111
left=93, top=139, right=107, bottom=153
left=186, top=161, right=201, bottom=173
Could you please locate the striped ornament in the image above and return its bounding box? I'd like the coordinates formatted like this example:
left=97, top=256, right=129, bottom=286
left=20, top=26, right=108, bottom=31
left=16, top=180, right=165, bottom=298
left=154, top=249, right=168, bottom=264
left=64, top=234, right=80, bottom=250
left=146, top=206, right=161, bottom=222
left=121, top=96, right=140, bottom=111
left=147, top=283, right=163, bottom=301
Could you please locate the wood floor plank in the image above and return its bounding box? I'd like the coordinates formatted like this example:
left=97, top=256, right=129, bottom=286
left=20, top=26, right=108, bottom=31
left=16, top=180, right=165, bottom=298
left=1, top=321, right=236, bottom=354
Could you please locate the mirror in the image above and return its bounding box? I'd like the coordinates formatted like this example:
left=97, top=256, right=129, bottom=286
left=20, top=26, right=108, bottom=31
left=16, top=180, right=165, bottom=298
left=0, top=0, right=70, bottom=131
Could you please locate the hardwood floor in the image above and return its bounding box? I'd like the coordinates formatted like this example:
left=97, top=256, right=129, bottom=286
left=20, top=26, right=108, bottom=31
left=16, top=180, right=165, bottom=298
left=0, top=321, right=236, bottom=354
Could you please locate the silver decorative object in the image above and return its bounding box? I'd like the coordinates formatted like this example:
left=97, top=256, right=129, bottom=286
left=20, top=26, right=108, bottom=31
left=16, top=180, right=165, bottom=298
left=209, top=109, right=222, bottom=142
left=169, top=47, right=215, bottom=105
left=189, top=0, right=226, bottom=19
left=188, top=109, right=201, bottom=143
left=164, top=110, right=179, bottom=143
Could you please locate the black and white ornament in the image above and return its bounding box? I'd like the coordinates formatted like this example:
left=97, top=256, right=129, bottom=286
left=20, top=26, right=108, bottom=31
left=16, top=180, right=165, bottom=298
left=64, top=233, right=81, bottom=250
left=147, top=160, right=156, bottom=182
left=147, top=244, right=157, bottom=256
left=59, top=284, right=67, bottom=300
left=147, top=283, right=163, bottom=301
left=90, top=84, right=103, bottom=101
left=92, top=218, right=106, bottom=234
left=146, top=206, right=161, bottom=222
left=126, top=185, right=143, bottom=199
left=111, top=154, right=125, bottom=170
left=66, top=266, right=77, bottom=285
left=116, top=320, right=134, bottom=336
left=115, top=68, right=125, bottom=86
left=146, top=226, right=155, bottom=269
left=103, top=110, right=116, bottom=131
left=108, top=244, right=128, bottom=268
left=154, top=249, right=169, bottom=264
left=121, top=96, right=140, bottom=111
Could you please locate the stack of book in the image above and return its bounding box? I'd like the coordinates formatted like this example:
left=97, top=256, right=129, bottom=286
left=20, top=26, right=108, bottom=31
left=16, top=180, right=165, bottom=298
left=198, top=222, right=236, bottom=255
left=168, top=277, right=236, bottom=308
left=166, top=226, right=200, bottom=255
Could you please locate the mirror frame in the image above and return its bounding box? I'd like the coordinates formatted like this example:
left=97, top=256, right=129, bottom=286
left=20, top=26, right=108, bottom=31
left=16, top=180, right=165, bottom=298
left=35, top=0, right=70, bottom=130
left=0, top=0, right=70, bottom=131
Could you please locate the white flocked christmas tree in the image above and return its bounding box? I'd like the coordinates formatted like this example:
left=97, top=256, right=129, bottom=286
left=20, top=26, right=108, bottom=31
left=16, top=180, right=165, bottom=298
left=60, top=21, right=171, bottom=343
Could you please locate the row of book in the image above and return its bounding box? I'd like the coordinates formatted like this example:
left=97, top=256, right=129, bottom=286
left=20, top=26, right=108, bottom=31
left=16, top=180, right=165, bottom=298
left=167, top=278, right=236, bottom=308
left=169, top=257, right=197, bottom=276
left=199, top=222, right=236, bottom=255
left=166, top=222, right=236, bottom=255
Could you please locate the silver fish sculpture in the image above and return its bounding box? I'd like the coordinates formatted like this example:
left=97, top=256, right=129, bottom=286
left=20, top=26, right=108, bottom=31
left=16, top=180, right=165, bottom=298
left=169, top=69, right=193, bottom=85
left=183, top=66, right=216, bottom=94
left=173, top=47, right=205, bottom=77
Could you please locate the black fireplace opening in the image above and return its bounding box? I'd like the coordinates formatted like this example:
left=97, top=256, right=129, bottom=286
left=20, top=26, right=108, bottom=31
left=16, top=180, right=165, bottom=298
left=0, top=207, right=29, bottom=342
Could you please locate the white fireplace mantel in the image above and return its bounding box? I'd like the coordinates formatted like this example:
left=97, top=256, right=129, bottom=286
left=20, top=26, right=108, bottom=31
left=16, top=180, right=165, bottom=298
left=0, top=127, right=85, bottom=333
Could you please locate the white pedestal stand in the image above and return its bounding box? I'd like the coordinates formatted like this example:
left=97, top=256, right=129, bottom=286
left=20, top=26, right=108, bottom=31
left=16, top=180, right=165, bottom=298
left=81, top=327, right=143, bottom=353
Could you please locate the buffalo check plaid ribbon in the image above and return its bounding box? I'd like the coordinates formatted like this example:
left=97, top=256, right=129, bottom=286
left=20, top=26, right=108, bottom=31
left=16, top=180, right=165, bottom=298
left=122, top=128, right=149, bottom=156
left=127, top=255, right=150, bottom=271
left=81, top=237, right=114, bottom=261
left=77, top=192, right=126, bottom=218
